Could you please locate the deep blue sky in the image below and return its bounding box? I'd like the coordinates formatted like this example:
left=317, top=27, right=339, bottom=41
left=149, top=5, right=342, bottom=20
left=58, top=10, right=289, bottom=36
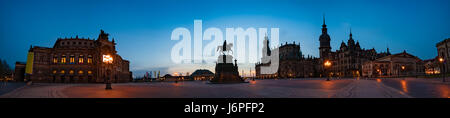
left=1, top=0, right=449, bottom=76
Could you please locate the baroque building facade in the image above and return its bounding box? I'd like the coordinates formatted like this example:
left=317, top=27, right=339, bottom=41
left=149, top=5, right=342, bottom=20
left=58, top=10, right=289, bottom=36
left=318, top=17, right=390, bottom=77
left=255, top=36, right=318, bottom=79
left=17, top=30, right=132, bottom=83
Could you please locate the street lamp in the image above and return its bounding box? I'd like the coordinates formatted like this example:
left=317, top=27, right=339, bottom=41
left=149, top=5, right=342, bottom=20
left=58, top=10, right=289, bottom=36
left=377, top=69, right=381, bottom=77
left=401, top=65, right=406, bottom=80
left=103, top=54, right=113, bottom=90
left=324, top=60, right=332, bottom=81
left=439, top=57, right=446, bottom=82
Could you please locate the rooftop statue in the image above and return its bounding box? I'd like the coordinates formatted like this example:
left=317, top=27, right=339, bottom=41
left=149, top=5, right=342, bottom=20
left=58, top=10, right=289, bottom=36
left=217, top=40, right=233, bottom=55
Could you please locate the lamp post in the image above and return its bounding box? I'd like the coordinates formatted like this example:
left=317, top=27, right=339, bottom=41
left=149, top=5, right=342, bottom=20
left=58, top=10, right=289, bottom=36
left=103, top=54, right=113, bottom=90
left=439, top=57, right=445, bottom=82
left=401, top=65, right=406, bottom=80
left=377, top=69, right=381, bottom=77
left=324, top=60, right=332, bottom=81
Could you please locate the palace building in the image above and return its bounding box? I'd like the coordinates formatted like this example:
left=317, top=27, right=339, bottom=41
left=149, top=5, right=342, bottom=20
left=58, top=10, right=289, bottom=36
left=318, top=16, right=391, bottom=77
left=256, top=15, right=397, bottom=78
left=16, top=30, right=132, bottom=83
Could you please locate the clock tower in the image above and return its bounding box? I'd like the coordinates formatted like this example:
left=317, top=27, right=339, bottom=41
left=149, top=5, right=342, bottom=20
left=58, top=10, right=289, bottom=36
left=319, top=15, right=331, bottom=59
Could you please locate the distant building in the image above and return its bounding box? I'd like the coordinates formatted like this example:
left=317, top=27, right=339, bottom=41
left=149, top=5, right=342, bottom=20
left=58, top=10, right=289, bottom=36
left=436, top=38, right=450, bottom=74
left=190, top=69, right=214, bottom=81
left=424, top=58, right=440, bottom=75
left=13, top=62, right=26, bottom=82
left=162, top=74, right=192, bottom=81
left=17, top=30, right=132, bottom=83
left=162, top=74, right=174, bottom=81
left=362, top=51, right=424, bottom=77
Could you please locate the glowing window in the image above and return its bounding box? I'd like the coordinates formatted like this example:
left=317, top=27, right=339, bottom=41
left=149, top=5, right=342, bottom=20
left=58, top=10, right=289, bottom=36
left=69, top=70, right=74, bottom=74
left=53, top=70, right=57, bottom=74
left=60, top=70, right=65, bottom=74
left=87, top=55, right=93, bottom=64
left=78, top=70, right=83, bottom=74
left=69, top=55, right=75, bottom=64
left=53, top=57, right=58, bottom=64
left=78, top=55, right=84, bottom=64
left=61, top=55, right=66, bottom=64
left=102, top=55, right=113, bottom=64
left=88, top=70, right=92, bottom=74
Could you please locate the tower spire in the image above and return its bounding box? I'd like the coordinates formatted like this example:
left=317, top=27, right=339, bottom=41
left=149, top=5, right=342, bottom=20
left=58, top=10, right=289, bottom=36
left=387, top=44, right=391, bottom=55
left=322, top=13, right=326, bottom=27
left=321, top=14, right=328, bottom=34
left=319, top=13, right=331, bottom=59
left=349, top=27, right=353, bottom=38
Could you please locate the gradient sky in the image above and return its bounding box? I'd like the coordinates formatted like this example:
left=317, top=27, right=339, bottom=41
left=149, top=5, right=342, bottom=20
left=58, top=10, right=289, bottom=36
left=0, top=0, right=449, bottom=77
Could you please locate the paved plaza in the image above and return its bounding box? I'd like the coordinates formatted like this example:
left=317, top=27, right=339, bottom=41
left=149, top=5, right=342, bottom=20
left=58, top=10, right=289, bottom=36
left=0, top=78, right=448, bottom=98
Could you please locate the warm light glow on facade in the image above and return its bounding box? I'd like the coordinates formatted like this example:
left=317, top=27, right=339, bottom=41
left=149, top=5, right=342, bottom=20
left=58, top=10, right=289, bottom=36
left=324, top=60, right=331, bottom=67
left=103, top=54, right=113, bottom=64
left=439, top=57, right=444, bottom=63
left=401, top=65, right=405, bottom=70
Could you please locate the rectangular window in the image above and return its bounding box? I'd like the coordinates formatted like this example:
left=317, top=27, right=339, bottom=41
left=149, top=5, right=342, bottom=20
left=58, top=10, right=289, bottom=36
left=79, top=57, right=84, bottom=64
left=53, top=57, right=58, bottom=64
left=61, top=55, right=66, bottom=64
left=87, top=55, right=93, bottom=64
left=69, top=55, right=75, bottom=64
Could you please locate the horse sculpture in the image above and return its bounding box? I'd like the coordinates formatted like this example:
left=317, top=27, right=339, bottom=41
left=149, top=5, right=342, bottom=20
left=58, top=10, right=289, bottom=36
left=217, top=43, right=233, bottom=55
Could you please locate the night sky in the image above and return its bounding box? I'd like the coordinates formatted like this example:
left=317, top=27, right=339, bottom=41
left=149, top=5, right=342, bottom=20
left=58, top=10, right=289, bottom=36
left=0, top=0, right=449, bottom=76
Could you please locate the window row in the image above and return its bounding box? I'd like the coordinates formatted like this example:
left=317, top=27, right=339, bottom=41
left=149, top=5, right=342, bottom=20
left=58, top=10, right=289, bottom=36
left=52, top=70, right=93, bottom=75
left=53, top=55, right=93, bottom=64
left=61, top=41, right=93, bottom=46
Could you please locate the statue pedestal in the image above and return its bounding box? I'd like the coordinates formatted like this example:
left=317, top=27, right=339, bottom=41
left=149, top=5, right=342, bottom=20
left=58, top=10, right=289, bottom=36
left=210, top=55, right=245, bottom=84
